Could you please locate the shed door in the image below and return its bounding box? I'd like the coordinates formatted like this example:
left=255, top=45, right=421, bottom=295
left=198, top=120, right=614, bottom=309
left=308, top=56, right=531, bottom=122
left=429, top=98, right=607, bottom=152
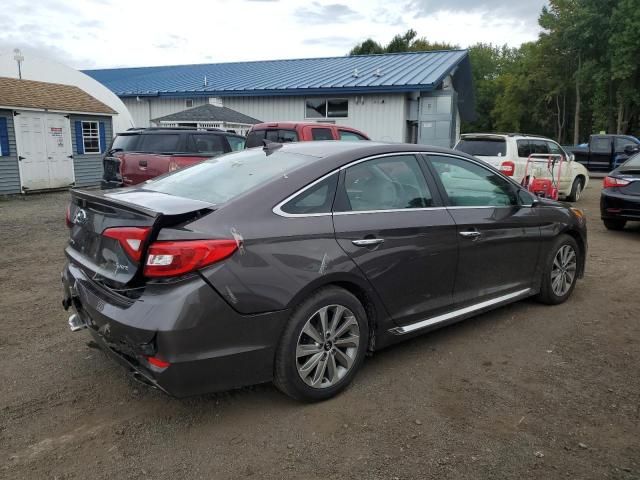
left=15, top=112, right=74, bottom=191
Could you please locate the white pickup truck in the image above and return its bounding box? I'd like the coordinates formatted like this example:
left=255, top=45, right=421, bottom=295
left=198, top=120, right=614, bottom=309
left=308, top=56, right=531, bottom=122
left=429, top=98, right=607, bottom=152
left=454, top=133, right=590, bottom=202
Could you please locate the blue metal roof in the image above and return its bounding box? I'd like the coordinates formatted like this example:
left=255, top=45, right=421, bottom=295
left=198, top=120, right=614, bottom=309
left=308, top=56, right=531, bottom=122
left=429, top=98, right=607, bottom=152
left=84, top=50, right=470, bottom=98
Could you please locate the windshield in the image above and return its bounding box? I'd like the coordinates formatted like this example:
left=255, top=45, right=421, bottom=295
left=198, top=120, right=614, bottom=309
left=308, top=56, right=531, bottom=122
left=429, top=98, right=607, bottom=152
left=143, top=149, right=312, bottom=204
left=456, top=138, right=507, bottom=157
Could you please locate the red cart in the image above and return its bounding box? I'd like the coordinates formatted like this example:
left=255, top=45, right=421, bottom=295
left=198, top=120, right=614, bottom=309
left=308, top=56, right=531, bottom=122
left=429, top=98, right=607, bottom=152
left=520, top=153, right=565, bottom=200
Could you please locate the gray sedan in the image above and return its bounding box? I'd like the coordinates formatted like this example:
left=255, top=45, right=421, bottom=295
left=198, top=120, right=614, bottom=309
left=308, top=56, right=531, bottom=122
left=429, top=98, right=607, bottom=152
left=62, top=141, right=587, bottom=401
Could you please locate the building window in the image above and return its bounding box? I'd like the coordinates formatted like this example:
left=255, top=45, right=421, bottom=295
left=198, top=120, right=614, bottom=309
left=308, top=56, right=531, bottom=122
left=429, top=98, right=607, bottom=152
left=305, top=98, right=348, bottom=119
left=81, top=121, right=100, bottom=153
left=185, top=99, right=194, bottom=108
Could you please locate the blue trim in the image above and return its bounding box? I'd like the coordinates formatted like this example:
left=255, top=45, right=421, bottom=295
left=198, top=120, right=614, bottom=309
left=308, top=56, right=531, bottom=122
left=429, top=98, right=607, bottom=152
left=98, top=121, right=106, bottom=153
left=0, top=117, right=9, bottom=156
left=74, top=121, right=84, bottom=154
left=119, top=84, right=438, bottom=98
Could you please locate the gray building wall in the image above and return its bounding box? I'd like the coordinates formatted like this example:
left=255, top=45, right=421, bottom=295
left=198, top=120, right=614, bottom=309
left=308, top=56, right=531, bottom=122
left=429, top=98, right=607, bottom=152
left=70, top=114, right=113, bottom=187
left=122, top=94, right=408, bottom=142
left=0, top=109, right=20, bottom=195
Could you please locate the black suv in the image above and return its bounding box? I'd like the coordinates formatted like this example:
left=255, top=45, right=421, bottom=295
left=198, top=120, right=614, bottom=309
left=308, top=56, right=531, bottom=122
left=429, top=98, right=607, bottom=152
left=101, top=127, right=246, bottom=189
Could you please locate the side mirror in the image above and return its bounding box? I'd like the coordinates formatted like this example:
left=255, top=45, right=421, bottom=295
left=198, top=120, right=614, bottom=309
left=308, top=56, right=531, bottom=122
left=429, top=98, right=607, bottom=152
left=624, top=144, right=639, bottom=155
left=569, top=153, right=575, bottom=162
left=518, top=189, right=538, bottom=207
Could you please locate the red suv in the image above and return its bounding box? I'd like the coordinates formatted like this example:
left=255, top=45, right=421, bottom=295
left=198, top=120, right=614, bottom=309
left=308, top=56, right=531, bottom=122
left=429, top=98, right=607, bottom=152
left=101, top=128, right=245, bottom=189
left=245, top=122, right=369, bottom=148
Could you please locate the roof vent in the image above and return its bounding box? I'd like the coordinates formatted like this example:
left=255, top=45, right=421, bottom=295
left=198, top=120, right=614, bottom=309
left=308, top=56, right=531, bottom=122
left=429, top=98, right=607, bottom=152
left=352, top=68, right=359, bottom=78
left=374, top=68, right=383, bottom=77
left=203, top=75, right=208, bottom=87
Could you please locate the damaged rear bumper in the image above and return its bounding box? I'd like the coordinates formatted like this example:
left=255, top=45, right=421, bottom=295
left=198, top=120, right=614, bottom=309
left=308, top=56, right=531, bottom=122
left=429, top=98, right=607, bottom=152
left=61, top=261, right=290, bottom=397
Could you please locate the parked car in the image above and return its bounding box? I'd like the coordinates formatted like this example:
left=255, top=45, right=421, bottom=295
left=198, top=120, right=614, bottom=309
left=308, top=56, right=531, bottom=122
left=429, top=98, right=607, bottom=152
left=245, top=122, right=369, bottom=148
left=101, top=128, right=246, bottom=189
left=567, top=134, right=640, bottom=172
left=600, top=152, right=640, bottom=230
left=63, top=141, right=587, bottom=401
left=455, top=133, right=589, bottom=202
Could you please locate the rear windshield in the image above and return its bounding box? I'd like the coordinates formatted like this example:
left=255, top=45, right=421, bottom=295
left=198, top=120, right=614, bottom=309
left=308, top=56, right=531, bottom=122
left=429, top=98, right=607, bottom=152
left=136, top=134, right=180, bottom=153
left=621, top=153, right=640, bottom=169
left=111, top=134, right=140, bottom=152
left=456, top=138, right=507, bottom=157
left=143, top=149, right=311, bottom=204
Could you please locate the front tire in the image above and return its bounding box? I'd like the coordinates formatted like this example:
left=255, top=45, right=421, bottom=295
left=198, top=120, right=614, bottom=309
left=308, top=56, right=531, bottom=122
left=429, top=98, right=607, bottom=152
left=536, top=234, right=580, bottom=305
left=603, top=219, right=626, bottom=231
left=566, top=177, right=584, bottom=202
left=274, top=287, right=369, bottom=401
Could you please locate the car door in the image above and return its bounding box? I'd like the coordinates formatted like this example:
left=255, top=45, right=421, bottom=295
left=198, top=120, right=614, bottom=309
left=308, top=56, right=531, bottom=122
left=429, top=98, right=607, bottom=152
left=589, top=136, right=613, bottom=171
left=426, top=154, right=542, bottom=306
left=546, top=140, right=572, bottom=192
left=332, top=153, right=458, bottom=327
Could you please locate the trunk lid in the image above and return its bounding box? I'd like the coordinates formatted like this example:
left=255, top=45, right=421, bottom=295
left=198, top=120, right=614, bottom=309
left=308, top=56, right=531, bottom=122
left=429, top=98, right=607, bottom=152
left=617, top=170, right=640, bottom=196
left=66, top=189, right=214, bottom=286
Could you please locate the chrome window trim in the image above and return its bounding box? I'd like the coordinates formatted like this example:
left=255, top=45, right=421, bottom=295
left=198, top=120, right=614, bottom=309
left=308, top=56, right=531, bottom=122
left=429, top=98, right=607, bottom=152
left=389, top=288, right=532, bottom=335
left=272, top=151, right=528, bottom=218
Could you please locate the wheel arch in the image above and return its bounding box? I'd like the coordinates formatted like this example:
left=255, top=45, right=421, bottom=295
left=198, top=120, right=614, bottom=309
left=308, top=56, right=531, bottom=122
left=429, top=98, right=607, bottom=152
left=563, top=228, right=586, bottom=278
left=286, top=273, right=387, bottom=353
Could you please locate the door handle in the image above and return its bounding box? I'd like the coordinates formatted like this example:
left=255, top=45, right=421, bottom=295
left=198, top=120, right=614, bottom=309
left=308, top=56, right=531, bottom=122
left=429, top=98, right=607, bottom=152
left=139, top=160, right=148, bottom=167
left=459, top=230, right=482, bottom=239
left=352, top=238, right=385, bottom=247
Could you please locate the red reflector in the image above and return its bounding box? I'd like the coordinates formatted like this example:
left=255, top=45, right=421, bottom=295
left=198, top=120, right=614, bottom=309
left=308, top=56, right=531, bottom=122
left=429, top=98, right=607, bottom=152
left=606, top=208, right=622, bottom=213
left=102, top=227, right=152, bottom=262
left=144, top=239, right=238, bottom=278
left=603, top=176, right=630, bottom=189
left=146, top=356, right=170, bottom=368
left=500, top=161, right=515, bottom=176
left=65, top=204, right=73, bottom=228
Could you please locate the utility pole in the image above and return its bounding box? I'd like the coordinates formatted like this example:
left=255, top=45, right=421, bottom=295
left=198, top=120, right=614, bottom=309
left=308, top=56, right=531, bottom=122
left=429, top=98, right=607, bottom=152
left=13, top=48, right=24, bottom=80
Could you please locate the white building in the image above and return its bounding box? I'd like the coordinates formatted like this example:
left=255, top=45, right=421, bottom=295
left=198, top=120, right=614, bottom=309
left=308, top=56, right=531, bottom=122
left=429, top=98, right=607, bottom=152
left=85, top=50, right=476, bottom=146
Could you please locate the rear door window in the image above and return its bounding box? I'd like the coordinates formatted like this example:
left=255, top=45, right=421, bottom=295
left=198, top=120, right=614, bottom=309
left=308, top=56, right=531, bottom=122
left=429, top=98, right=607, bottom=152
left=456, top=138, right=506, bottom=157
left=517, top=140, right=531, bottom=158
left=337, top=155, right=433, bottom=211
left=530, top=140, right=550, bottom=154
left=311, top=128, right=334, bottom=141
left=137, top=134, right=180, bottom=153
left=188, top=134, right=227, bottom=155
left=591, top=137, right=612, bottom=153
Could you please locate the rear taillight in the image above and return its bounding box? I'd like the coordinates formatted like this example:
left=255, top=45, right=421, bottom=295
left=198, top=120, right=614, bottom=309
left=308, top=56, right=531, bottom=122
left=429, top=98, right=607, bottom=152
left=144, top=239, right=237, bottom=278
left=145, top=356, right=170, bottom=369
left=168, top=159, right=179, bottom=172
left=65, top=204, right=73, bottom=228
left=603, top=176, right=630, bottom=189
left=102, top=227, right=152, bottom=262
left=500, top=161, right=515, bottom=176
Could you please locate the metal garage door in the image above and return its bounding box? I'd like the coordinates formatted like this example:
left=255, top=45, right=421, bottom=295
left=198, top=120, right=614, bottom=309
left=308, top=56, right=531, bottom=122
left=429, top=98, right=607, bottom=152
left=15, top=111, right=75, bottom=191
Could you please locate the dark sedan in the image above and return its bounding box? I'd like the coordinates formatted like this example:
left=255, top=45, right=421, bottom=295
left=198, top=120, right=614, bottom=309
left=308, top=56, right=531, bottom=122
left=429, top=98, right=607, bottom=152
left=601, top=153, right=640, bottom=230
left=62, top=141, right=587, bottom=401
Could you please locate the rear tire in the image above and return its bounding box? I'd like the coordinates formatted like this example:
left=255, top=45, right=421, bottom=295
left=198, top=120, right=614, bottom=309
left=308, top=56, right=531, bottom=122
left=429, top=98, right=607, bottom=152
left=273, top=287, right=368, bottom=402
left=603, top=219, right=626, bottom=231
left=536, top=234, right=580, bottom=305
left=566, top=177, right=583, bottom=202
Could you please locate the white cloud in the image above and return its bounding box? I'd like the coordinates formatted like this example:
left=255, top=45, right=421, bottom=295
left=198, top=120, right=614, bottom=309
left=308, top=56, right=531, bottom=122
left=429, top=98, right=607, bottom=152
left=0, top=0, right=545, bottom=69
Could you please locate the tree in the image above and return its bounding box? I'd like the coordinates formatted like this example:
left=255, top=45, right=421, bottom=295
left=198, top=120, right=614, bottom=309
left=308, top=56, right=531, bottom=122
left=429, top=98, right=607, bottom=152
left=349, top=29, right=458, bottom=56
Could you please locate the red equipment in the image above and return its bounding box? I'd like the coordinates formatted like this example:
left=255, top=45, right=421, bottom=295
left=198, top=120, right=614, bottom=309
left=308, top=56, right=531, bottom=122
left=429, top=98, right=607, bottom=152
left=520, top=154, right=564, bottom=200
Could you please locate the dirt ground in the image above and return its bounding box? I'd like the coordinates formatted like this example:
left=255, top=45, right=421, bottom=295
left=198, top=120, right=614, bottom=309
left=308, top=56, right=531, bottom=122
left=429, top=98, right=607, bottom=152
left=0, top=183, right=639, bottom=480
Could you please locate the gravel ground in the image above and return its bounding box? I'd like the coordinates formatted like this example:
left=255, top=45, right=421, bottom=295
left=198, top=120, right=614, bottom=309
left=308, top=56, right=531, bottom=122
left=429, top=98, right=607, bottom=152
left=1, top=184, right=639, bottom=480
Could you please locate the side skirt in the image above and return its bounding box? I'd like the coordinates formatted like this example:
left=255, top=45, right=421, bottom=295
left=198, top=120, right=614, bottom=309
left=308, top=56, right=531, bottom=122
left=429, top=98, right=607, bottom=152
left=388, top=288, right=532, bottom=335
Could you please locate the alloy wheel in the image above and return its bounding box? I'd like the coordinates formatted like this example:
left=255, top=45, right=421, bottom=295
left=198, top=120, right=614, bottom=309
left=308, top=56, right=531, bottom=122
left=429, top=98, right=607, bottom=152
left=296, top=304, right=360, bottom=389
left=551, top=244, right=577, bottom=297
left=575, top=182, right=582, bottom=201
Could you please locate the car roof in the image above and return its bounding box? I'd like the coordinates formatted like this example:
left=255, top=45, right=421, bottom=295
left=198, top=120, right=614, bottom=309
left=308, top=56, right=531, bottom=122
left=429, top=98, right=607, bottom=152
left=461, top=133, right=555, bottom=141
left=251, top=121, right=361, bottom=130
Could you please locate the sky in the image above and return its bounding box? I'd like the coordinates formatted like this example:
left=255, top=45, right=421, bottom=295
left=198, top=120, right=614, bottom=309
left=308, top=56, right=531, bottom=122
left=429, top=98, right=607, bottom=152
left=0, top=0, right=548, bottom=69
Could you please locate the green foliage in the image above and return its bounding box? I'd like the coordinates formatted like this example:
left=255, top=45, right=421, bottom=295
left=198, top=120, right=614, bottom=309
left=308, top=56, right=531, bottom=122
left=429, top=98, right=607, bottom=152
left=349, top=29, right=458, bottom=56
left=348, top=1, right=640, bottom=141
